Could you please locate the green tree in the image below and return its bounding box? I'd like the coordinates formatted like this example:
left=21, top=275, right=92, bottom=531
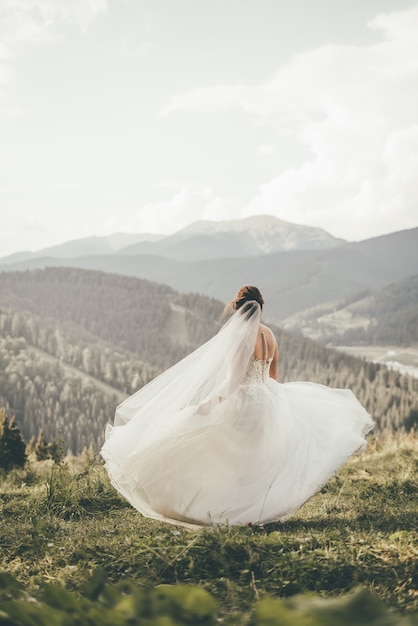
left=0, top=409, right=26, bottom=471
left=34, top=429, right=51, bottom=461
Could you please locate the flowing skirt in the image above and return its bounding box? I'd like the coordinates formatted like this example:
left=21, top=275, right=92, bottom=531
left=101, top=379, right=374, bottom=528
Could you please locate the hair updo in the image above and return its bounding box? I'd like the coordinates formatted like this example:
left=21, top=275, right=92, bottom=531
left=223, top=285, right=264, bottom=317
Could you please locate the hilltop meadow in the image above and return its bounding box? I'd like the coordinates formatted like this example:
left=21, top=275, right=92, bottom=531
left=0, top=434, right=417, bottom=624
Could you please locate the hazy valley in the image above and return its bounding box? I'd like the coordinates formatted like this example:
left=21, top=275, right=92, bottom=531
left=1, top=218, right=417, bottom=330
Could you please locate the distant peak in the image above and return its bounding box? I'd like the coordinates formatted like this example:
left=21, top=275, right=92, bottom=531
left=176, top=214, right=341, bottom=239
left=179, top=215, right=293, bottom=234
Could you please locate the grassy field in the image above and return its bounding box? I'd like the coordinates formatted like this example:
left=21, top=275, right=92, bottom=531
left=0, top=435, right=417, bottom=623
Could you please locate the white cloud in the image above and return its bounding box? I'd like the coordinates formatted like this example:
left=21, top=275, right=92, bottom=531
left=162, top=4, right=418, bottom=240
left=118, top=18, right=153, bottom=59
left=118, top=34, right=153, bottom=59
left=368, top=5, right=418, bottom=41
left=115, top=187, right=241, bottom=235
left=0, top=0, right=107, bottom=90
left=0, top=0, right=108, bottom=40
left=257, top=144, right=276, bottom=156
left=0, top=62, right=13, bottom=87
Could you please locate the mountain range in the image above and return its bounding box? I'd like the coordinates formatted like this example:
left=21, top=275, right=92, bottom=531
left=1, top=216, right=418, bottom=338
left=0, top=216, right=343, bottom=265
left=116, top=216, right=344, bottom=260
left=0, top=232, right=162, bottom=265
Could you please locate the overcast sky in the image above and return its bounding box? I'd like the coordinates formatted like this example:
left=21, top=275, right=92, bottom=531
left=0, top=0, right=417, bottom=255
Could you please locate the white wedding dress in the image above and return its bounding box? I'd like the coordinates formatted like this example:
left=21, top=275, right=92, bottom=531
left=101, top=302, right=374, bottom=528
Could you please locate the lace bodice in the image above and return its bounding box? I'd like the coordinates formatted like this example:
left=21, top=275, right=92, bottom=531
left=241, top=332, right=272, bottom=387
left=242, top=355, right=273, bottom=386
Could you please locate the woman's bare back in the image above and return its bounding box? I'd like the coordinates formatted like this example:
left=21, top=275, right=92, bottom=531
left=253, top=323, right=279, bottom=380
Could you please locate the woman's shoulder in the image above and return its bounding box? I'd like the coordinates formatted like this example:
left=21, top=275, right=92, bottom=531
left=260, top=322, right=274, bottom=335
left=260, top=324, right=278, bottom=346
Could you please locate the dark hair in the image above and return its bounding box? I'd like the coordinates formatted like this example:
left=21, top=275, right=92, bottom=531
left=223, top=285, right=264, bottom=317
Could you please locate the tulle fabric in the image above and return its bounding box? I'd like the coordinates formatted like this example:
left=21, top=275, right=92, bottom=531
left=101, top=304, right=374, bottom=528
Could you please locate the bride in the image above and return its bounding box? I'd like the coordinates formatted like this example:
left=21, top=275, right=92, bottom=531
left=101, top=286, right=374, bottom=528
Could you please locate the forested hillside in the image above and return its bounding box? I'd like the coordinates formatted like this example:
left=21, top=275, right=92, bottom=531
left=332, top=274, right=418, bottom=346
left=0, top=267, right=222, bottom=363
left=283, top=274, right=418, bottom=346
left=0, top=268, right=417, bottom=453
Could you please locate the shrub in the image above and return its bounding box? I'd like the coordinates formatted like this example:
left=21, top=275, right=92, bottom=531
left=0, top=409, right=26, bottom=472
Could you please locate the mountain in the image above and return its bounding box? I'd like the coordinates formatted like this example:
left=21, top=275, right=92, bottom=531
left=0, top=232, right=162, bottom=264
left=2, top=226, right=417, bottom=325
left=283, top=274, right=418, bottom=346
left=0, top=216, right=343, bottom=266
left=117, top=215, right=345, bottom=260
